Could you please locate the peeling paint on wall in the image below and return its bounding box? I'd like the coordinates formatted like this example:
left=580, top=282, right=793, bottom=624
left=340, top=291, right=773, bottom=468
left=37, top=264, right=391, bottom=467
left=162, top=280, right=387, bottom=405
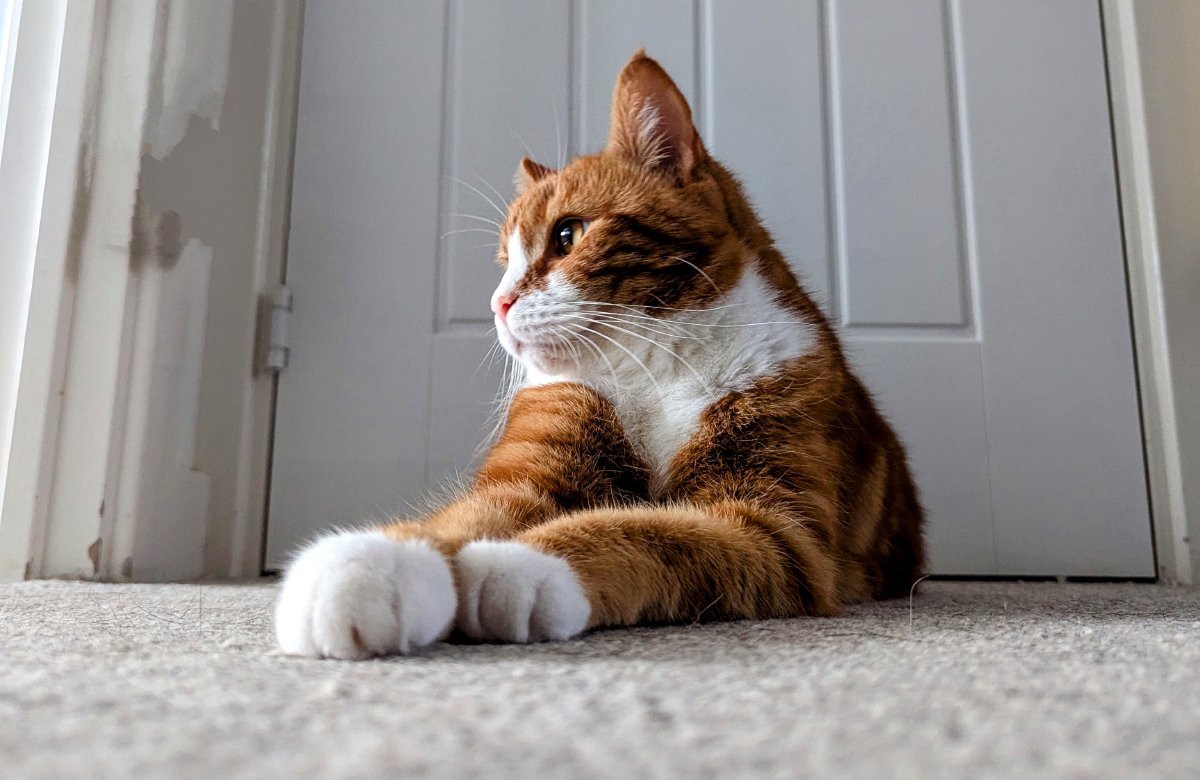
left=87, top=538, right=101, bottom=575
left=110, top=234, right=212, bottom=582
left=143, top=0, right=235, bottom=160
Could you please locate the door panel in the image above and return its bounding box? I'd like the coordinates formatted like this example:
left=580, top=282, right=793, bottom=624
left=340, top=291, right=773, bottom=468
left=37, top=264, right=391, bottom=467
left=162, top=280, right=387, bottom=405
left=425, top=0, right=574, bottom=497
left=959, top=0, right=1153, bottom=575
left=426, top=334, right=508, bottom=489
left=707, top=0, right=831, bottom=309
left=441, top=0, right=571, bottom=327
left=834, top=0, right=968, bottom=327
left=268, top=0, right=1154, bottom=578
left=851, top=340, right=996, bottom=573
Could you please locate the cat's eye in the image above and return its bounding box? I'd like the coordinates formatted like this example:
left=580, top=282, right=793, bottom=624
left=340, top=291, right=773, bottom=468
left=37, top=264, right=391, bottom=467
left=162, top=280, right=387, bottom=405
left=554, top=219, right=588, bottom=254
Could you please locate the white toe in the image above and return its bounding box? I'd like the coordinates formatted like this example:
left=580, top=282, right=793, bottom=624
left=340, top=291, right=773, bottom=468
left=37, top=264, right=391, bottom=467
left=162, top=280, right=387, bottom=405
left=456, top=541, right=591, bottom=643
left=275, top=532, right=456, bottom=659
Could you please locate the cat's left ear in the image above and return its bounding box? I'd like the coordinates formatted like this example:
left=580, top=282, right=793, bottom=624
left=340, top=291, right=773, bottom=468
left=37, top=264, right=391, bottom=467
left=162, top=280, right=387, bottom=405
left=514, top=157, right=554, bottom=195
left=606, top=49, right=702, bottom=181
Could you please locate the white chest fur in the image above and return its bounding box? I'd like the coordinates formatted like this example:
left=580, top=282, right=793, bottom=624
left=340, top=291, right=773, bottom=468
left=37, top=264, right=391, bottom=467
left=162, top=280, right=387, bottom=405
left=520, top=266, right=817, bottom=496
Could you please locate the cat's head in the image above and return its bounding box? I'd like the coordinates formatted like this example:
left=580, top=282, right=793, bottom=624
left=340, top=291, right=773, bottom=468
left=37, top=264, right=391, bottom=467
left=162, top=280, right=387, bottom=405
left=491, top=51, right=762, bottom=377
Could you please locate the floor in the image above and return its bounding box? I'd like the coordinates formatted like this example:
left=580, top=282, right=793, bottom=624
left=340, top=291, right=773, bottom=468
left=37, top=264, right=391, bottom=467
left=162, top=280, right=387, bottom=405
left=1, top=580, right=1198, bottom=779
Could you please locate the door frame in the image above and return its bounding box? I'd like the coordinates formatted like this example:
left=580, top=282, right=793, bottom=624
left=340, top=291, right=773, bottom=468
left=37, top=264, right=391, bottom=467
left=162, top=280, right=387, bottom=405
left=1101, top=0, right=1197, bottom=584
left=0, top=0, right=303, bottom=581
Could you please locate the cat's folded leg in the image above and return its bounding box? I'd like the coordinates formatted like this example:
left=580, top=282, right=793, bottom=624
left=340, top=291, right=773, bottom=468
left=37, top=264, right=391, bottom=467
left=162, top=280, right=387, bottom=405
left=455, top=501, right=841, bottom=642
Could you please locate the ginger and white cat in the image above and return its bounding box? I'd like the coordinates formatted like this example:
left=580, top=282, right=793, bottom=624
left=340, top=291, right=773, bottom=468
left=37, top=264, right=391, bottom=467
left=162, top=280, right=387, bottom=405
left=275, top=51, right=924, bottom=659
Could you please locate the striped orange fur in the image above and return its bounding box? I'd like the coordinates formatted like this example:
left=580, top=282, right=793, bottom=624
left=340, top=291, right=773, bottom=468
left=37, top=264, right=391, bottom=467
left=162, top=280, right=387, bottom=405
left=275, top=51, right=924, bottom=659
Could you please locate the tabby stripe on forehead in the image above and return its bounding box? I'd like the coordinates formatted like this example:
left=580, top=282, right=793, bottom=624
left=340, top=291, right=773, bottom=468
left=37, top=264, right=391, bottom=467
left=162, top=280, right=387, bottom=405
left=607, top=214, right=691, bottom=246
left=606, top=217, right=711, bottom=263
left=591, top=239, right=709, bottom=268
left=593, top=258, right=713, bottom=307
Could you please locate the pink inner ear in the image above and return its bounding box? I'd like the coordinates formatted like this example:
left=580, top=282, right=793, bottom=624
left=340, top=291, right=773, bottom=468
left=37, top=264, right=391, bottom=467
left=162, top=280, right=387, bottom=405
left=636, top=91, right=694, bottom=173
left=606, top=52, right=698, bottom=178
left=514, top=157, right=554, bottom=195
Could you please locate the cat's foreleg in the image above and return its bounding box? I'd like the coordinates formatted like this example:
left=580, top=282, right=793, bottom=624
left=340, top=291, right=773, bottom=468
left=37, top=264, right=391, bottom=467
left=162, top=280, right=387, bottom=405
left=274, top=481, right=559, bottom=659
left=274, top=382, right=644, bottom=658
left=274, top=531, right=456, bottom=659
left=455, top=501, right=841, bottom=643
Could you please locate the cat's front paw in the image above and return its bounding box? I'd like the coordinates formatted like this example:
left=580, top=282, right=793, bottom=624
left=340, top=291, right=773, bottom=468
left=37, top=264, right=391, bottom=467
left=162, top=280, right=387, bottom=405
left=455, top=541, right=591, bottom=643
left=275, top=532, right=456, bottom=659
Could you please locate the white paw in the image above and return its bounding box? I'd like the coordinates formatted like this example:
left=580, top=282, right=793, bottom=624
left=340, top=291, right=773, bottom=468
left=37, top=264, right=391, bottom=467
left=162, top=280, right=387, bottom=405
left=456, top=541, right=591, bottom=643
left=275, top=532, right=456, bottom=659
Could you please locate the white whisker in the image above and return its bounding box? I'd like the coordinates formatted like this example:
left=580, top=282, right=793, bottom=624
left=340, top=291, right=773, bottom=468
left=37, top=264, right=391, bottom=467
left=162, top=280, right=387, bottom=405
left=572, top=300, right=799, bottom=329
left=573, top=329, right=625, bottom=395
left=670, top=256, right=720, bottom=293
left=573, top=323, right=662, bottom=393
left=579, top=311, right=707, bottom=341
left=509, top=129, right=539, bottom=165
left=475, top=331, right=502, bottom=375
left=442, top=228, right=499, bottom=239
left=562, top=314, right=709, bottom=389
left=452, top=213, right=503, bottom=228
left=475, top=175, right=511, bottom=213
left=451, top=176, right=507, bottom=218
left=552, top=103, right=564, bottom=170
left=547, top=324, right=583, bottom=377
left=573, top=298, right=755, bottom=316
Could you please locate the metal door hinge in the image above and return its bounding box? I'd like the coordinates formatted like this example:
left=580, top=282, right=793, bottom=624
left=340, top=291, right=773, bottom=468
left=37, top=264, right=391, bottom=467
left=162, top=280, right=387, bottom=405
left=258, top=284, right=292, bottom=374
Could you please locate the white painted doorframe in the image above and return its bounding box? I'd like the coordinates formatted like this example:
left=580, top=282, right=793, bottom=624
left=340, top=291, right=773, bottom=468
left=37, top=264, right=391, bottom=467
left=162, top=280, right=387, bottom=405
left=0, top=0, right=302, bottom=582
left=1101, top=0, right=1194, bottom=584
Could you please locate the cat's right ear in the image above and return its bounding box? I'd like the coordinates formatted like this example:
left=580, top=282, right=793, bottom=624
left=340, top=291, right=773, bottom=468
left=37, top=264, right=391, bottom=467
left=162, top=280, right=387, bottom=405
left=606, top=49, right=700, bottom=181
left=514, top=157, right=554, bottom=195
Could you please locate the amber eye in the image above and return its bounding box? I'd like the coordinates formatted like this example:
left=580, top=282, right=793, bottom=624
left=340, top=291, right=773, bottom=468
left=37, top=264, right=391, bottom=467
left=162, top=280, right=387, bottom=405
left=554, top=219, right=588, bottom=254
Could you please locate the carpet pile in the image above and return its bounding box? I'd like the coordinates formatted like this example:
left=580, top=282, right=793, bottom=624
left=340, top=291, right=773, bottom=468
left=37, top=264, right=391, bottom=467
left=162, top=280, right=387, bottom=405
left=1, top=579, right=1197, bottom=779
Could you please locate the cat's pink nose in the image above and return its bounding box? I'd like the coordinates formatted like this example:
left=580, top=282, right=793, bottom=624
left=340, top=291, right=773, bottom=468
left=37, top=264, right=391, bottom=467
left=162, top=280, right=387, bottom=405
left=492, top=292, right=516, bottom=325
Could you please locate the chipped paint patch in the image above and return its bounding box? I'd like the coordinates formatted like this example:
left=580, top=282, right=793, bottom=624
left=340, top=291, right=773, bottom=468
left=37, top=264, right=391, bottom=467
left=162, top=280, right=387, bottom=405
left=88, top=538, right=101, bottom=575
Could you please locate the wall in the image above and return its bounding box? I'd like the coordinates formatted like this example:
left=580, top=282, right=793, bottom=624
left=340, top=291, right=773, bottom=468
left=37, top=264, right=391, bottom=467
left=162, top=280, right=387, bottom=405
left=0, top=0, right=50, bottom=570
left=0, top=0, right=98, bottom=581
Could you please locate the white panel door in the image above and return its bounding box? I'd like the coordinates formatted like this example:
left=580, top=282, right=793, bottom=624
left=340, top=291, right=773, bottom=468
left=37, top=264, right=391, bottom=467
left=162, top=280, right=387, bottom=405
left=266, top=0, right=1154, bottom=578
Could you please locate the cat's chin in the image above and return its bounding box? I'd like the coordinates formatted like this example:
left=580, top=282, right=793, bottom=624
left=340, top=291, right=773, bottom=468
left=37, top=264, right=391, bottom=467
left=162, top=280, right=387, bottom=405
left=499, top=332, right=577, bottom=376
left=515, top=344, right=576, bottom=377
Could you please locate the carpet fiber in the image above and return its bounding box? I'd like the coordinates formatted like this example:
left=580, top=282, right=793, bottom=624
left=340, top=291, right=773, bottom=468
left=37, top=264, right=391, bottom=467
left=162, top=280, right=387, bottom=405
left=1, top=579, right=1198, bottom=779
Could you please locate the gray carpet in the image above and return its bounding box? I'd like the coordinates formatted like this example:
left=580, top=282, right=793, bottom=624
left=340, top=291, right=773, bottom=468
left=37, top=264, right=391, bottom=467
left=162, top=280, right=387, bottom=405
left=1, top=579, right=1198, bottom=779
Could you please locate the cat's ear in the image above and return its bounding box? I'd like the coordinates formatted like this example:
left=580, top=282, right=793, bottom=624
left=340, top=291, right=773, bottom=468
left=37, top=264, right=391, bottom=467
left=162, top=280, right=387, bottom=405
left=514, top=157, right=554, bottom=195
left=606, top=49, right=700, bottom=180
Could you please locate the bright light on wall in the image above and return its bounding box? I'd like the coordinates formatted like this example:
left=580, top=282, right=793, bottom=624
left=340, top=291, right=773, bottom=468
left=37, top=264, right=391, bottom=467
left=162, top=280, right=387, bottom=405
left=0, top=0, right=17, bottom=162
